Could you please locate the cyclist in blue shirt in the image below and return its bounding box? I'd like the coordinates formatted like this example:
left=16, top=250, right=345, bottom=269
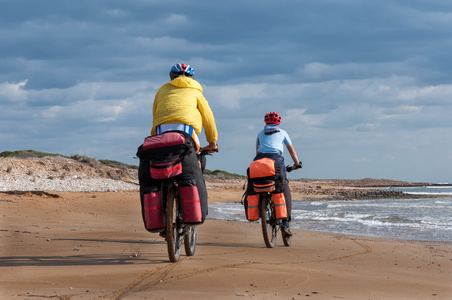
left=254, top=112, right=302, bottom=236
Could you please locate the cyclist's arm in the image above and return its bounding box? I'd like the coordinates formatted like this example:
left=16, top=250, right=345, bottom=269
left=197, top=96, right=218, bottom=143
left=287, top=144, right=301, bottom=166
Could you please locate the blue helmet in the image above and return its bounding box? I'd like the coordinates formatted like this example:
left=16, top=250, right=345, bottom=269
left=169, top=63, right=195, bottom=80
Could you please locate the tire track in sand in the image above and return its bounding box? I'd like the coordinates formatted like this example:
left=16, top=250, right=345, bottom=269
left=106, top=238, right=372, bottom=299
left=105, top=263, right=178, bottom=300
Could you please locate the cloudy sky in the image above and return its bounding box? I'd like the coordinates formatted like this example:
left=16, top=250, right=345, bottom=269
left=1, top=0, right=451, bottom=183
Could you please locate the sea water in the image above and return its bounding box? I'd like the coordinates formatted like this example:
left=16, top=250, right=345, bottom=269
left=208, top=186, right=452, bottom=244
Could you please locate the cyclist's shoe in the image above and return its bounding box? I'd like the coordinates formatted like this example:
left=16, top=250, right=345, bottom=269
left=282, top=226, right=292, bottom=237
left=282, top=221, right=292, bottom=237
left=159, top=228, right=167, bottom=238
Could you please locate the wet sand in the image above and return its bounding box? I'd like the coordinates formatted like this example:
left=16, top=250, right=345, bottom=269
left=1, top=186, right=451, bottom=299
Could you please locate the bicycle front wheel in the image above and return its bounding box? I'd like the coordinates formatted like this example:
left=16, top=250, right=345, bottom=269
left=260, top=195, right=277, bottom=248
left=166, top=187, right=182, bottom=262
left=184, top=226, right=197, bottom=256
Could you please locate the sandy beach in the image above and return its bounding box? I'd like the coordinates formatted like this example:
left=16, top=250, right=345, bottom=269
left=1, top=184, right=451, bottom=300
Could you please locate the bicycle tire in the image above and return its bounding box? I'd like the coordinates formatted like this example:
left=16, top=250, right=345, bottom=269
left=166, top=187, right=182, bottom=262
left=282, top=231, right=291, bottom=247
left=184, top=226, right=197, bottom=256
left=260, top=194, right=277, bottom=248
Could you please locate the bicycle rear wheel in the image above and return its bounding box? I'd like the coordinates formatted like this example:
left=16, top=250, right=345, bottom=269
left=184, top=226, right=197, bottom=256
left=282, top=227, right=291, bottom=247
left=166, top=187, right=182, bottom=262
left=260, top=195, right=277, bottom=248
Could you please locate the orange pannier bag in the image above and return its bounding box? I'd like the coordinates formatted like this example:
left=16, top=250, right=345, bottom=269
left=271, top=192, right=287, bottom=219
left=249, top=157, right=276, bottom=178
left=247, top=157, right=287, bottom=220
left=253, top=182, right=276, bottom=193
left=249, top=157, right=277, bottom=193
left=246, top=194, right=260, bottom=221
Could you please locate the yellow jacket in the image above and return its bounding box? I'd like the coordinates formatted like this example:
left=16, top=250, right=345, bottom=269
left=151, top=77, right=218, bottom=143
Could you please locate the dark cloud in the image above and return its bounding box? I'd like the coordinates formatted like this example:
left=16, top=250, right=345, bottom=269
left=1, top=0, right=451, bottom=182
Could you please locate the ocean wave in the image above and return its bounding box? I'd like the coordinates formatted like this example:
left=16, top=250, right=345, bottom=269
left=208, top=197, right=452, bottom=242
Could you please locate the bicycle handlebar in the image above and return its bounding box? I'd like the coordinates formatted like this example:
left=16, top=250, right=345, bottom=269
left=198, top=144, right=219, bottom=156
left=199, top=148, right=218, bottom=156
left=286, top=161, right=302, bottom=173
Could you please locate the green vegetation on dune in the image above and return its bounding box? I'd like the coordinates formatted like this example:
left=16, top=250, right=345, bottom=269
left=204, top=169, right=245, bottom=179
left=0, top=150, right=60, bottom=158
left=99, top=159, right=138, bottom=170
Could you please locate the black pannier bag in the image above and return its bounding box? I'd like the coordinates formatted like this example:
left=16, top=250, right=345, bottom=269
left=136, top=131, right=204, bottom=230
left=136, top=131, right=192, bottom=180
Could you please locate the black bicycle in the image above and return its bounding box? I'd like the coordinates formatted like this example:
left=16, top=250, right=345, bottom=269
left=260, top=162, right=302, bottom=248
left=162, top=149, right=214, bottom=262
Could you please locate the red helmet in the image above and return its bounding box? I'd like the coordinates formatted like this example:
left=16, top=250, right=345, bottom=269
left=264, top=112, right=281, bottom=125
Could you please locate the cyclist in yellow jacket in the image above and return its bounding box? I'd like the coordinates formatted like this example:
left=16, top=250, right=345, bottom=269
left=138, top=63, right=218, bottom=237
left=151, top=64, right=218, bottom=152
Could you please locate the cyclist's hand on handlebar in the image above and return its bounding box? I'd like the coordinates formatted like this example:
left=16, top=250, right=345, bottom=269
left=198, top=142, right=219, bottom=154
left=286, top=161, right=302, bottom=172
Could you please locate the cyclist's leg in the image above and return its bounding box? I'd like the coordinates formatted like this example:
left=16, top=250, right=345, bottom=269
left=197, top=152, right=207, bottom=172
left=282, top=178, right=292, bottom=221
left=281, top=180, right=292, bottom=234
left=278, top=165, right=293, bottom=236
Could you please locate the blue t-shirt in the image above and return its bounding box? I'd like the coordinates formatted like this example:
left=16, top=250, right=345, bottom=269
left=256, top=128, right=292, bottom=154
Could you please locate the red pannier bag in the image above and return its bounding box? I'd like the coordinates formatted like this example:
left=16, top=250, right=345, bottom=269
left=149, top=158, right=183, bottom=180
left=142, top=190, right=164, bottom=232
left=180, top=184, right=202, bottom=224
left=140, top=132, right=191, bottom=180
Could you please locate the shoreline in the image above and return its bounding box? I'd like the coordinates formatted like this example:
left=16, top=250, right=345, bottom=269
left=206, top=184, right=452, bottom=245
left=1, top=190, right=451, bottom=299
left=207, top=202, right=452, bottom=246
